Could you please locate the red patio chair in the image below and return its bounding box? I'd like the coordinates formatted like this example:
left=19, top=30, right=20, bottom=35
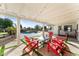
left=52, top=38, right=64, bottom=46
left=57, top=34, right=67, bottom=41
left=47, top=32, right=69, bottom=55
left=51, top=37, right=69, bottom=55
left=47, top=42, right=61, bottom=56
left=23, top=36, right=39, bottom=54
left=49, top=32, right=53, bottom=39
left=48, top=32, right=63, bottom=49
left=55, top=35, right=67, bottom=48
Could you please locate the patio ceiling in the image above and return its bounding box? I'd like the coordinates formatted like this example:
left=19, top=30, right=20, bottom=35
left=0, top=3, right=79, bottom=25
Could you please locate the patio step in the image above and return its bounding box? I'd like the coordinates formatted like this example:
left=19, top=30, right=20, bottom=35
left=0, top=35, right=16, bottom=46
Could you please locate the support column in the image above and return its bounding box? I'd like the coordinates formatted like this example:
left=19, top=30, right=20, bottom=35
left=16, top=17, right=20, bottom=45
left=77, top=20, right=79, bottom=41
left=53, top=25, right=58, bottom=35
left=50, top=25, right=54, bottom=32
left=42, top=24, right=45, bottom=36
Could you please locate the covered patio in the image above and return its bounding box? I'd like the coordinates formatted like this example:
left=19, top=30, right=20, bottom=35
left=0, top=3, right=79, bottom=56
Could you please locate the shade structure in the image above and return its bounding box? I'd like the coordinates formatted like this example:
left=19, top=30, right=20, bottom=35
left=0, top=3, right=79, bottom=25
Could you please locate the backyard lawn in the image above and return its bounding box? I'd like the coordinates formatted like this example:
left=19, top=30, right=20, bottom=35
left=0, top=32, right=8, bottom=35
left=0, top=32, right=8, bottom=38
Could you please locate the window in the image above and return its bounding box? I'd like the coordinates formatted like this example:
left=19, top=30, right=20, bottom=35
left=64, top=25, right=72, bottom=31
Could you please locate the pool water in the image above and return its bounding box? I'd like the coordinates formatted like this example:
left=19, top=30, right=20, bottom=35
left=20, top=32, right=41, bottom=39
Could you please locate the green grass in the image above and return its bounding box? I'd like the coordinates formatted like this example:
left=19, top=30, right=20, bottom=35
left=0, top=32, right=8, bottom=35
left=0, top=45, right=18, bottom=56
left=0, top=46, right=5, bottom=56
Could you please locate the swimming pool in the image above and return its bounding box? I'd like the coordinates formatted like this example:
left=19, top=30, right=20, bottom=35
left=20, top=32, right=42, bottom=39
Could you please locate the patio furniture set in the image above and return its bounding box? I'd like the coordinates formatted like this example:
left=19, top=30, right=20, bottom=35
left=21, top=32, right=70, bottom=56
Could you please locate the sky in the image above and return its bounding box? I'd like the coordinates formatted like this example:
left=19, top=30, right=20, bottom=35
left=0, top=16, right=44, bottom=28
left=20, top=19, right=43, bottom=28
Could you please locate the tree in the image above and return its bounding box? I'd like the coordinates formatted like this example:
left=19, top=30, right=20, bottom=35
left=34, top=25, right=42, bottom=31
left=3, top=18, right=13, bottom=29
left=6, top=27, right=16, bottom=35
left=20, top=24, right=22, bottom=29
left=44, top=26, right=48, bottom=31
left=0, top=18, right=4, bottom=29
left=20, top=24, right=23, bottom=32
left=26, top=27, right=31, bottom=31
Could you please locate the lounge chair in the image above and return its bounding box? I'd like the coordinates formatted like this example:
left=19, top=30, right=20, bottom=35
left=23, top=36, right=39, bottom=55
left=47, top=41, right=61, bottom=56
left=50, top=36, right=69, bottom=55
left=47, top=32, right=68, bottom=55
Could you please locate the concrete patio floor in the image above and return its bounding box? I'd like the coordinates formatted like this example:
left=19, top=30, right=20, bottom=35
left=4, top=38, right=79, bottom=56
left=4, top=40, right=25, bottom=56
